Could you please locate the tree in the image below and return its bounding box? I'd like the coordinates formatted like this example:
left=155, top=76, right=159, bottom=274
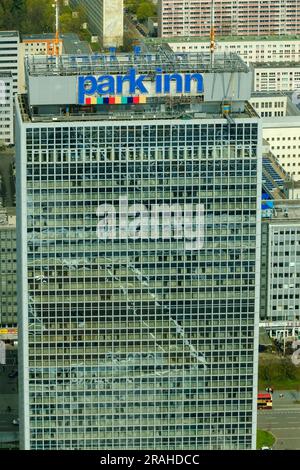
left=136, top=1, right=156, bottom=22
left=21, top=0, right=55, bottom=34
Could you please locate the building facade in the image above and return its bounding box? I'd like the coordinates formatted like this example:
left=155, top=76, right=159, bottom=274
left=0, top=31, right=20, bottom=94
left=262, top=117, right=300, bottom=181
left=0, top=73, right=14, bottom=145
left=250, top=93, right=289, bottom=118
left=158, top=0, right=300, bottom=38
left=17, top=51, right=261, bottom=450
left=253, top=62, right=300, bottom=92
left=260, top=201, right=300, bottom=339
left=161, top=36, right=300, bottom=65
left=70, top=0, right=123, bottom=47
left=0, top=209, right=17, bottom=327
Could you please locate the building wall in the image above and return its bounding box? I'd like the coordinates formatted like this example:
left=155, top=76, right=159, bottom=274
left=263, top=125, right=300, bottom=180
left=167, top=39, right=300, bottom=65
left=0, top=75, right=14, bottom=145
left=0, top=32, right=20, bottom=94
left=254, top=65, right=300, bottom=92
left=250, top=96, right=288, bottom=118
left=0, top=216, right=17, bottom=327
left=159, top=0, right=300, bottom=38
left=17, top=110, right=261, bottom=450
left=22, top=39, right=63, bottom=56
left=267, top=222, right=300, bottom=322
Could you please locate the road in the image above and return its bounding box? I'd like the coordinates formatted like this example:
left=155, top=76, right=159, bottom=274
left=0, top=359, right=18, bottom=439
left=258, top=390, right=300, bottom=450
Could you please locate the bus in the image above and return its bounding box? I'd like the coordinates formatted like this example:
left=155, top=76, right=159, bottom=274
left=257, top=392, right=273, bottom=410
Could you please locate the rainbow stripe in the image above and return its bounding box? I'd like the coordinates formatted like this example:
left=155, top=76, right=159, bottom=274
left=84, top=96, right=147, bottom=105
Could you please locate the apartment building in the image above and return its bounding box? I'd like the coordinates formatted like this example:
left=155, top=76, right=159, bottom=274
left=158, top=0, right=300, bottom=38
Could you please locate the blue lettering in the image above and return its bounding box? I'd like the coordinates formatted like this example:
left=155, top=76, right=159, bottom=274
left=184, top=73, right=203, bottom=93
left=128, top=68, right=148, bottom=94
left=97, top=75, right=115, bottom=94
left=78, top=70, right=204, bottom=103
left=164, top=73, right=183, bottom=94
left=155, top=68, right=163, bottom=93
left=78, top=75, right=97, bottom=104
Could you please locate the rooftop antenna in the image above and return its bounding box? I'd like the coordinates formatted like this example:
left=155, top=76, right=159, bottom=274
left=210, top=0, right=216, bottom=66
left=53, top=0, right=60, bottom=65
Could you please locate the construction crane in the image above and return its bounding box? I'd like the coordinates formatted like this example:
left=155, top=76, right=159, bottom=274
left=210, top=0, right=216, bottom=66
left=53, top=0, right=60, bottom=59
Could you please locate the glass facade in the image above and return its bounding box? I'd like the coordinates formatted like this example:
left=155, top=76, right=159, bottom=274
left=18, top=118, right=260, bottom=450
left=268, top=223, right=300, bottom=322
left=0, top=223, right=17, bottom=326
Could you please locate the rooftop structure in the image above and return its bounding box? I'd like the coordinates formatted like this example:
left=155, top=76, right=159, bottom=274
left=25, top=49, right=249, bottom=76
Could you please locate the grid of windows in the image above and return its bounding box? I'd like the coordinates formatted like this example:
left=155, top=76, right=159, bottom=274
left=0, top=226, right=17, bottom=325
left=20, top=120, right=260, bottom=450
left=268, top=225, right=300, bottom=322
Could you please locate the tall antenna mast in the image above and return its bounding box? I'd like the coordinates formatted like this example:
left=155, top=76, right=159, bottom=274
left=210, top=0, right=216, bottom=66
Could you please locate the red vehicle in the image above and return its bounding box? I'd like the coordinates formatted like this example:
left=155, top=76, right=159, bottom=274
left=257, top=392, right=273, bottom=410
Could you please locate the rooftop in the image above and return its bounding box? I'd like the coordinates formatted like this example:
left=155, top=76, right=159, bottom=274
left=146, top=34, right=300, bottom=44
left=22, top=32, right=92, bottom=55
left=253, top=61, right=300, bottom=68
left=269, top=201, right=300, bottom=221
left=0, top=31, right=19, bottom=38
left=25, top=51, right=249, bottom=77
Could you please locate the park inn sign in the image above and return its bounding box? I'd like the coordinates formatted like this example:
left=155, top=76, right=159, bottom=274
left=78, top=67, right=204, bottom=104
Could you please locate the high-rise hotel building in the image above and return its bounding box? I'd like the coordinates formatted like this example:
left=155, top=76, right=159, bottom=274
left=158, top=0, right=300, bottom=38
left=16, top=48, right=261, bottom=450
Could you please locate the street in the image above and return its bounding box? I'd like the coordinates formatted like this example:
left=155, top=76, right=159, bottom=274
left=258, top=390, right=300, bottom=450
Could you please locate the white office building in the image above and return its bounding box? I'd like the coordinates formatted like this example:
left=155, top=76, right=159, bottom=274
left=0, top=31, right=20, bottom=94
left=149, top=36, right=300, bottom=65
left=253, top=62, right=300, bottom=92
left=0, top=73, right=14, bottom=145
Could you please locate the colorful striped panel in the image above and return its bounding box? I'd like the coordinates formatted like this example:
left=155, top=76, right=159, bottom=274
left=84, top=96, right=147, bottom=105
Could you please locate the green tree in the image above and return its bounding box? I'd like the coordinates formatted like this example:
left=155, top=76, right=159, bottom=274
left=136, top=1, right=156, bottom=22
left=21, top=0, right=55, bottom=34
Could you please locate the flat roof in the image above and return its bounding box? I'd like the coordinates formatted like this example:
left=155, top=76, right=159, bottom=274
left=0, top=30, right=19, bottom=38
left=253, top=61, right=300, bottom=68
left=147, top=34, right=300, bottom=44
left=268, top=201, right=300, bottom=221
left=22, top=32, right=91, bottom=54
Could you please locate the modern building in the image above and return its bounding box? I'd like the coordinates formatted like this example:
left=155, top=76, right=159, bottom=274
left=0, top=31, right=20, bottom=94
left=250, top=92, right=292, bottom=119
left=158, top=0, right=300, bottom=38
left=253, top=62, right=300, bottom=92
left=261, top=108, right=300, bottom=181
left=70, top=0, right=123, bottom=47
left=21, top=34, right=63, bottom=57
left=0, top=73, right=14, bottom=145
left=16, top=48, right=261, bottom=450
left=260, top=200, right=300, bottom=340
left=0, top=208, right=17, bottom=327
left=153, top=35, right=300, bottom=65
